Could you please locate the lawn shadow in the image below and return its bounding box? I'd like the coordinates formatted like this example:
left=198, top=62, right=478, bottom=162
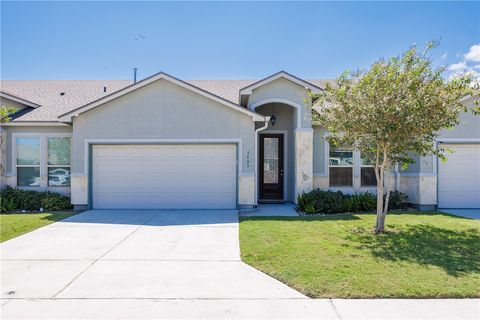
left=347, top=223, right=480, bottom=276
left=0, top=211, right=76, bottom=223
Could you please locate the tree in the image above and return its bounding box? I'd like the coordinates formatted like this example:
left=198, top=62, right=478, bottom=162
left=0, top=105, right=16, bottom=124
left=0, top=105, right=17, bottom=177
left=312, top=44, right=476, bottom=233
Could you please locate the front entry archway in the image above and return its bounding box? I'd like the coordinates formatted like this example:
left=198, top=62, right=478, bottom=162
left=255, top=103, right=296, bottom=202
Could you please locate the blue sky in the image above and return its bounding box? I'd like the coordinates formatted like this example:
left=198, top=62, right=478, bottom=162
left=1, top=1, right=479, bottom=80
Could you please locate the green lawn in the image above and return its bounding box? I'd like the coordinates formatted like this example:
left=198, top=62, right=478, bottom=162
left=0, top=211, right=76, bottom=242
left=240, top=212, right=480, bottom=298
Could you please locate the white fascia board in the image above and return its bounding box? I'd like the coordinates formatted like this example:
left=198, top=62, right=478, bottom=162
left=459, top=91, right=479, bottom=103
left=0, top=92, right=41, bottom=108
left=239, top=71, right=323, bottom=96
left=58, top=72, right=266, bottom=122
left=437, top=138, right=480, bottom=143
left=1, top=121, right=71, bottom=127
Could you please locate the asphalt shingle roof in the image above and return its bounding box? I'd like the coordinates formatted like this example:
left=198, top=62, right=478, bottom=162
left=0, top=78, right=331, bottom=122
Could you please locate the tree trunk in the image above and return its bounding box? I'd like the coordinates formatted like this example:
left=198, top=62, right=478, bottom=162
left=375, top=175, right=386, bottom=233
left=375, top=148, right=389, bottom=234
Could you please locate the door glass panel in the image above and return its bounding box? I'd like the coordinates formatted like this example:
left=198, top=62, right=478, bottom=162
left=263, top=137, right=279, bottom=184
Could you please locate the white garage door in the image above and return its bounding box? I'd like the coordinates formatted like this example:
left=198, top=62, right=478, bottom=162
left=92, top=144, right=237, bottom=209
left=438, top=144, right=480, bottom=208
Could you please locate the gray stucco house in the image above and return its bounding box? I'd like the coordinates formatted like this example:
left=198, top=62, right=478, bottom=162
left=1, top=71, right=479, bottom=210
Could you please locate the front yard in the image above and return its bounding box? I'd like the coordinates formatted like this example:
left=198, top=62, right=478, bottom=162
left=0, top=211, right=76, bottom=242
left=240, top=212, right=480, bottom=298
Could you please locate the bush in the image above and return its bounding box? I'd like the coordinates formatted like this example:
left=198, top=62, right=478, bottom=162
left=297, top=189, right=408, bottom=214
left=387, top=191, right=409, bottom=210
left=297, top=190, right=346, bottom=214
left=41, top=192, right=73, bottom=211
left=0, top=187, right=72, bottom=212
left=344, top=192, right=376, bottom=212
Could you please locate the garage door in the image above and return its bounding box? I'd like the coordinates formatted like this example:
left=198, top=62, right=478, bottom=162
left=438, top=144, right=480, bottom=208
left=92, top=144, right=237, bottom=209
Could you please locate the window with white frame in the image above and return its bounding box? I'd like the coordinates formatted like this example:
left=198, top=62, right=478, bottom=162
left=47, top=137, right=71, bottom=186
left=360, top=154, right=377, bottom=186
left=16, top=137, right=41, bottom=186
left=329, top=149, right=353, bottom=187
left=15, top=135, right=71, bottom=187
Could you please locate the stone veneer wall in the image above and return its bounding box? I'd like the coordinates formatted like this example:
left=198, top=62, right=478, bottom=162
left=294, top=129, right=314, bottom=199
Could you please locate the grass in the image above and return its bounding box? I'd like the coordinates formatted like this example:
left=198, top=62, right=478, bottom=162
left=239, top=212, right=480, bottom=298
left=0, top=211, right=76, bottom=242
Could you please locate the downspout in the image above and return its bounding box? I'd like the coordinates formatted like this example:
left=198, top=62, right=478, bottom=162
left=395, top=163, right=400, bottom=191
left=254, top=116, right=270, bottom=206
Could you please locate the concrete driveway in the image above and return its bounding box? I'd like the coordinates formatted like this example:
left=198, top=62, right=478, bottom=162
left=1, top=210, right=478, bottom=319
left=0, top=210, right=326, bottom=319
left=440, top=209, right=480, bottom=219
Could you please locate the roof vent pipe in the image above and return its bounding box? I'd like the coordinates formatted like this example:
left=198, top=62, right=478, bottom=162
left=133, top=68, right=138, bottom=83
left=103, top=86, right=107, bottom=92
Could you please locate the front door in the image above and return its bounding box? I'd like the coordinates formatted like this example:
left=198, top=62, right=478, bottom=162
left=259, top=134, right=284, bottom=201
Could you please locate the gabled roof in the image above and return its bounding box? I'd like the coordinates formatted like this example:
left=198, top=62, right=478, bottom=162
left=58, top=72, right=266, bottom=122
left=0, top=80, right=132, bottom=122
left=239, top=71, right=324, bottom=97
left=0, top=90, right=41, bottom=108
left=0, top=76, right=333, bottom=123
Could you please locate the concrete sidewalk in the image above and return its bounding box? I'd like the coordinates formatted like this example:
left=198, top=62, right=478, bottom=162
left=1, top=209, right=478, bottom=319
left=1, top=298, right=478, bottom=319
left=239, top=203, right=299, bottom=217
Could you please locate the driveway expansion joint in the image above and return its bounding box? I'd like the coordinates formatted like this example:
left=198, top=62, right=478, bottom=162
left=0, top=299, right=12, bottom=307
left=328, top=299, right=343, bottom=320
left=49, top=214, right=156, bottom=299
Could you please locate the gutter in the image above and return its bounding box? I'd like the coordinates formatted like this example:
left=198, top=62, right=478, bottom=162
left=1, top=121, right=71, bottom=127
left=254, top=116, right=270, bottom=205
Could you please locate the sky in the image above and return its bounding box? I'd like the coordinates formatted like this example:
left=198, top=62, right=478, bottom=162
left=1, top=1, right=479, bottom=81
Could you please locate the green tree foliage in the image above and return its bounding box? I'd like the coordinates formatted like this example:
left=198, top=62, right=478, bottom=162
left=0, top=105, right=17, bottom=176
left=0, top=105, right=16, bottom=123
left=312, top=44, right=477, bottom=233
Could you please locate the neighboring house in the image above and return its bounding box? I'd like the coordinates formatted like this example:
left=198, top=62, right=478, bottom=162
left=0, top=71, right=478, bottom=210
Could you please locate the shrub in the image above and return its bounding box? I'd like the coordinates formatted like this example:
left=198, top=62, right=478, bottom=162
left=41, top=192, right=72, bottom=211
left=297, top=189, right=408, bottom=214
left=0, top=187, right=72, bottom=212
left=345, top=192, right=376, bottom=212
left=1, top=196, right=16, bottom=212
left=387, top=191, right=409, bottom=210
left=297, top=190, right=346, bottom=214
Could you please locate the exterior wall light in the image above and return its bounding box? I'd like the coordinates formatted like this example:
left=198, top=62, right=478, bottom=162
left=270, top=114, right=277, bottom=126
left=270, top=104, right=277, bottom=126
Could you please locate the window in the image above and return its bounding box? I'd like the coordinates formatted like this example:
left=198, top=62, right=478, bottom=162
left=329, top=150, right=353, bottom=187
left=47, top=137, right=71, bottom=186
left=361, top=154, right=377, bottom=186
left=16, top=137, right=41, bottom=186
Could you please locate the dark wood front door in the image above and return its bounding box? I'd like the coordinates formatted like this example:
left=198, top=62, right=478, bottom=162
left=259, top=134, right=284, bottom=200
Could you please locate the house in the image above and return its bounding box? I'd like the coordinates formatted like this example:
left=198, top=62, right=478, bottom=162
left=1, top=71, right=479, bottom=210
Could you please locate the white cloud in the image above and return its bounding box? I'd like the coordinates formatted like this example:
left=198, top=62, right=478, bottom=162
left=448, top=61, right=467, bottom=72
left=464, top=44, right=480, bottom=62
left=440, top=52, right=448, bottom=60
left=446, top=43, right=480, bottom=86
